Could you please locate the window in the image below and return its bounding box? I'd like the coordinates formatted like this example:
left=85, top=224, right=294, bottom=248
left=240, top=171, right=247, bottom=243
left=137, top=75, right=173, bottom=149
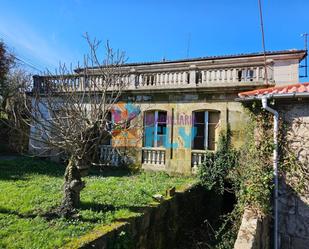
left=192, top=111, right=220, bottom=150
left=144, top=110, right=167, bottom=147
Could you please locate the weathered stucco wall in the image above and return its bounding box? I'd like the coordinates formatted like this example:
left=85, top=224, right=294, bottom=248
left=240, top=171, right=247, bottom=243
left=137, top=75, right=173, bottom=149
left=277, top=101, right=309, bottom=249
left=273, top=59, right=299, bottom=85
left=116, top=91, right=248, bottom=175
left=30, top=91, right=249, bottom=175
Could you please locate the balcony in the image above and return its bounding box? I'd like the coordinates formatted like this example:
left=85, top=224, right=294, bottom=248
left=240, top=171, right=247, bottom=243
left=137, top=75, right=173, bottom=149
left=99, top=145, right=123, bottom=166
left=191, top=150, right=207, bottom=166
left=142, top=147, right=166, bottom=168
left=33, top=65, right=273, bottom=93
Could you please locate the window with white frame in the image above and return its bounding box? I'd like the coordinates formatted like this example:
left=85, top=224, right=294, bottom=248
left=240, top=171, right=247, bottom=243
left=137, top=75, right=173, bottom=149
left=192, top=110, right=220, bottom=150
left=143, top=110, right=167, bottom=147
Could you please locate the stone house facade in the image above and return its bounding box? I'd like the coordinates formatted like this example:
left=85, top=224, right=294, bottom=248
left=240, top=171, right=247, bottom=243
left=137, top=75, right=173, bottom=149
left=238, top=83, right=309, bottom=249
left=32, top=50, right=306, bottom=175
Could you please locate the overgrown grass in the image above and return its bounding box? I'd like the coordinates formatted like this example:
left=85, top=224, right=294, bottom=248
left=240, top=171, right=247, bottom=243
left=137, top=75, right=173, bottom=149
left=0, top=157, right=196, bottom=249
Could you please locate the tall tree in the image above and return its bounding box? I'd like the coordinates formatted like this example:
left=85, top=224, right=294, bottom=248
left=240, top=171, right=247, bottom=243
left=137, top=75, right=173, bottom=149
left=0, top=41, right=15, bottom=114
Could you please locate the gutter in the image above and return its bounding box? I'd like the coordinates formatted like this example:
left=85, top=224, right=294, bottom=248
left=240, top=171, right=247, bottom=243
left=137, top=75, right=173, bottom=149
left=236, top=92, right=309, bottom=102
left=261, top=97, right=279, bottom=249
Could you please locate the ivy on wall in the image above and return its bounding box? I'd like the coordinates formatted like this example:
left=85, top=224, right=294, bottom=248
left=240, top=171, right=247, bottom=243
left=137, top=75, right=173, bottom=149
left=198, top=102, right=275, bottom=249
left=279, top=115, right=309, bottom=194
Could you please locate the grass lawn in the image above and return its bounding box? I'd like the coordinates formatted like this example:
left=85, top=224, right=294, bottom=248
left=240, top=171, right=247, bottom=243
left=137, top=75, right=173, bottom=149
left=0, top=157, right=196, bottom=249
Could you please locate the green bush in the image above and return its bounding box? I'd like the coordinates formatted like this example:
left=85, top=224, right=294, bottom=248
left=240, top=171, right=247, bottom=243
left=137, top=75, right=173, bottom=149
left=198, top=127, right=238, bottom=195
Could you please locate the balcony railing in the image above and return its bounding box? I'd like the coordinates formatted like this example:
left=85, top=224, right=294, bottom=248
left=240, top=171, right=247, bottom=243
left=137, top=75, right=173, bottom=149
left=99, top=145, right=123, bottom=166
left=191, top=150, right=207, bottom=167
left=33, top=65, right=273, bottom=93
left=142, top=147, right=166, bottom=166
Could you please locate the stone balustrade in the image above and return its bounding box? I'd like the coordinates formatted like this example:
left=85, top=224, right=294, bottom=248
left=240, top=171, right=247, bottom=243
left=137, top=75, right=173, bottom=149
left=191, top=150, right=207, bottom=173
left=142, top=147, right=166, bottom=166
left=99, top=145, right=122, bottom=166
left=33, top=65, right=272, bottom=93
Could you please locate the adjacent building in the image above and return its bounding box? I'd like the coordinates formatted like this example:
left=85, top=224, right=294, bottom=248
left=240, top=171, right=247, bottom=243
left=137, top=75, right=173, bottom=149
left=238, top=82, right=309, bottom=249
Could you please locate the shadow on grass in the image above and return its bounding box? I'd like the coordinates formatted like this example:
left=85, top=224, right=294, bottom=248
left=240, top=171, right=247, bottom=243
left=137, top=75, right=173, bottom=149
left=88, top=167, right=133, bottom=178
left=0, top=206, right=37, bottom=219
left=80, top=201, right=117, bottom=212
left=80, top=201, right=146, bottom=213
left=0, top=157, right=65, bottom=180
left=0, top=201, right=147, bottom=224
left=0, top=156, right=136, bottom=181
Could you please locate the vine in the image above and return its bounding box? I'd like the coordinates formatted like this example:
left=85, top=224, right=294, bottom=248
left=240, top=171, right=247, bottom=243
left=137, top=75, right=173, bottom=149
left=198, top=102, right=275, bottom=249
left=279, top=115, right=309, bottom=194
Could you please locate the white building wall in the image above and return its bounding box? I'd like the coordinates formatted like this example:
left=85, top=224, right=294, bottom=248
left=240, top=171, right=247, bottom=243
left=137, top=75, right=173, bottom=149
left=273, top=59, right=299, bottom=85
left=28, top=98, right=52, bottom=155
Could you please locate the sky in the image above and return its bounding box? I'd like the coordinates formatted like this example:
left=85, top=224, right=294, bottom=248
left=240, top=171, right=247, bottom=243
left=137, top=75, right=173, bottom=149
left=0, top=0, right=308, bottom=75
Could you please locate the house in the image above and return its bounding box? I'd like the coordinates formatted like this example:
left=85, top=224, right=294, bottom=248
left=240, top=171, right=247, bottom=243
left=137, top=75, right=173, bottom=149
left=31, top=49, right=306, bottom=175
left=238, top=82, right=309, bottom=249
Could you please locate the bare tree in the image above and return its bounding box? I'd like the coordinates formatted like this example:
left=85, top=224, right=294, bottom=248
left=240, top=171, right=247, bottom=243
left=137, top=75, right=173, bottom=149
left=12, top=35, right=137, bottom=216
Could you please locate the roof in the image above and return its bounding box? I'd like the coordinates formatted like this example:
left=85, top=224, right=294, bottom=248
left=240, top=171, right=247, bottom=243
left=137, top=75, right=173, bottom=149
left=75, top=49, right=307, bottom=72
left=238, top=82, right=309, bottom=100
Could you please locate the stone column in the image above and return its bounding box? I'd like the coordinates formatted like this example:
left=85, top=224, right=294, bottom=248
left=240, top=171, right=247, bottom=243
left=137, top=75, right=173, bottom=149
left=129, top=68, right=136, bottom=89
left=232, top=68, right=237, bottom=82
left=189, top=65, right=197, bottom=86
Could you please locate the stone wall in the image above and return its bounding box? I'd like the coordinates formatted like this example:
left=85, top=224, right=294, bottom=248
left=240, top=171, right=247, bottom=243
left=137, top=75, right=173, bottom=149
left=277, top=101, right=309, bottom=249
left=234, top=209, right=270, bottom=249
left=117, top=91, right=248, bottom=175
left=63, top=185, right=221, bottom=249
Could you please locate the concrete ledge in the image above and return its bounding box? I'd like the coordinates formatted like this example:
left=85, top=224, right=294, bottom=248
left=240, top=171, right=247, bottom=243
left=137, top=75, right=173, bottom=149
left=234, top=209, right=270, bottom=249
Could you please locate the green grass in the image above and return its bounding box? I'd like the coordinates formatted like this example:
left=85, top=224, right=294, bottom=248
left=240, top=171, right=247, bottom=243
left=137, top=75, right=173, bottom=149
left=0, top=158, right=196, bottom=249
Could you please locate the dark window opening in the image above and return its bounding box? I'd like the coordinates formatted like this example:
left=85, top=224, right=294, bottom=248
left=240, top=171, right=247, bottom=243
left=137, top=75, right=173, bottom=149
left=192, top=111, right=220, bottom=150
left=237, top=70, right=242, bottom=82
left=196, top=71, right=202, bottom=84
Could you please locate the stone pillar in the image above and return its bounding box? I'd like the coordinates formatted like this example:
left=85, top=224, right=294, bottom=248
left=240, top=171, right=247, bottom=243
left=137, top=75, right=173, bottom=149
left=232, top=68, right=237, bottom=82
left=79, top=76, right=85, bottom=91
left=189, top=65, right=197, bottom=86
left=129, top=68, right=136, bottom=89
left=183, top=72, right=187, bottom=84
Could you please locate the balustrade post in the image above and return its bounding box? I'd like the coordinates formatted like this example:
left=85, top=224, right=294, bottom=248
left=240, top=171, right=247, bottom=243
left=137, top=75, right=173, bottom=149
left=189, top=65, right=197, bottom=86
left=198, top=153, right=202, bottom=165
left=232, top=69, right=237, bottom=82
left=183, top=72, right=187, bottom=84
left=160, top=73, right=163, bottom=87
left=201, top=71, right=205, bottom=84
left=78, top=76, right=84, bottom=91
left=147, top=150, right=151, bottom=163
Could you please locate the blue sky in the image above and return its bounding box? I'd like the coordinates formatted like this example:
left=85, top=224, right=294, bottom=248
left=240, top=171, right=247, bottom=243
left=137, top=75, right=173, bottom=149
left=0, top=0, right=308, bottom=74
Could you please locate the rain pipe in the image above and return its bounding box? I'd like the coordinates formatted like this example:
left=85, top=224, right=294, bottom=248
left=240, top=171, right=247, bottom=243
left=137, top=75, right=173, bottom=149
left=261, top=96, right=279, bottom=249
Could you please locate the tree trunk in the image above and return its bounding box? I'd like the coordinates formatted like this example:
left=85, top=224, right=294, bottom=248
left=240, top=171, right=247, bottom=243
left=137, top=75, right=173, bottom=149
left=58, top=157, right=85, bottom=217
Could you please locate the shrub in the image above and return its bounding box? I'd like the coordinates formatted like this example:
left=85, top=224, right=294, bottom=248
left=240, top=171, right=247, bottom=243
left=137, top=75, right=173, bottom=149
left=198, top=126, right=238, bottom=195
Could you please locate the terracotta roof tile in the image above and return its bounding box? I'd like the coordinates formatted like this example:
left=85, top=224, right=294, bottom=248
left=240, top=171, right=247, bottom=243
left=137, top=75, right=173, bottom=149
left=238, top=82, right=309, bottom=98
